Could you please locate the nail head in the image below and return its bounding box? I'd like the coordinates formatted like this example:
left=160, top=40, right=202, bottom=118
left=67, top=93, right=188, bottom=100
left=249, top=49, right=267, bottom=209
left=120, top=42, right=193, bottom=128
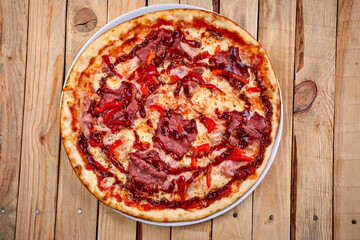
left=269, top=215, right=274, bottom=220
left=77, top=208, right=82, bottom=215
left=1, top=208, right=5, bottom=213
left=35, top=209, right=40, bottom=215
left=232, top=213, right=238, bottom=218
left=352, top=219, right=356, bottom=224
left=313, top=215, right=318, bottom=221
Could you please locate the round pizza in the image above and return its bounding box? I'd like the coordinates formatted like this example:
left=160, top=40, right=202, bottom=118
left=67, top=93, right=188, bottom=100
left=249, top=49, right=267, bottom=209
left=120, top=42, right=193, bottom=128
left=60, top=9, right=280, bottom=222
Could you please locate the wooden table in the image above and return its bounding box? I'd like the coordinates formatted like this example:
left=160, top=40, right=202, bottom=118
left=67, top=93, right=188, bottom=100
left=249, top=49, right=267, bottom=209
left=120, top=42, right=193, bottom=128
left=1, top=0, right=359, bottom=239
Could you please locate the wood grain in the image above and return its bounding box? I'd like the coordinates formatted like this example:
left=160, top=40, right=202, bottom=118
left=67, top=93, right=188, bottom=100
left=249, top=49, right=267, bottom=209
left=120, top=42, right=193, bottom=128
left=334, top=0, right=360, bottom=239
left=292, top=0, right=337, bottom=238
left=15, top=0, right=66, bottom=239
left=96, top=1, right=145, bottom=239
left=252, top=0, right=296, bottom=239
left=212, top=1, right=258, bottom=239
left=0, top=0, right=28, bottom=239
left=98, top=205, right=137, bottom=240
left=171, top=1, right=213, bottom=239
left=55, top=1, right=107, bottom=239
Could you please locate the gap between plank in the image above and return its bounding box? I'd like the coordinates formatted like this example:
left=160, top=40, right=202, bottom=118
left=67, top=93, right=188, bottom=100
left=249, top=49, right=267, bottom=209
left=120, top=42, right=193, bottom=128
left=331, top=1, right=340, bottom=239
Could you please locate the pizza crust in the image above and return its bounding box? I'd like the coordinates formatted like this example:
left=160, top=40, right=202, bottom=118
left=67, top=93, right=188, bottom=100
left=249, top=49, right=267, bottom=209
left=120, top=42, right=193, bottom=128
left=61, top=9, right=281, bottom=222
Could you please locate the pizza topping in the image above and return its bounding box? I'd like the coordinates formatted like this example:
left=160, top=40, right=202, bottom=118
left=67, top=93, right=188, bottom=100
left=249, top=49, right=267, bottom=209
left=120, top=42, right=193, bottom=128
left=149, top=104, right=165, bottom=116
left=177, top=175, right=186, bottom=202
left=135, top=29, right=172, bottom=64
left=199, top=115, right=216, bottom=133
left=191, top=143, right=210, bottom=169
left=94, top=101, right=125, bottom=113
left=179, top=42, right=201, bottom=58
left=228, top=147, right=253, bottom=161
left=133, top=130, right=150, bottom=151
left=243, top=112, right=266, bottom=140
left=212, top=69, right=249, bottom=84
left=146, top=50, right=155, bottom=65
left=174, top=71, right=223, bottom=98
left=219, top=161, right=248, bottom=177
left=153, top=110, right=198, bottom=159
left=128, top=151, right=168, bottom=190
left=78, top=133, right=108, bottom=173
left=206, top=166, right=212, bottom=188
left=80, top=98, right=94, bottom=138
left=103, top=55, right=122, bottom=78
left=247, top=87, right=262, bottom=93
left=209, top=46, right=249, bottom=77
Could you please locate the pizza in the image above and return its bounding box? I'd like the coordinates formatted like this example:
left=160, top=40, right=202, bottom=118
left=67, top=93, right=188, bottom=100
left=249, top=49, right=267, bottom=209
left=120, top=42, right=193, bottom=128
left=60, top=9, right=280, bottom=222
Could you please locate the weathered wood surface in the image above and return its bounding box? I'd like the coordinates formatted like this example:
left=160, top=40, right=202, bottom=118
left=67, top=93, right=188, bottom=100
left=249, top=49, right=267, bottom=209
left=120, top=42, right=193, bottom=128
left=15, top=0, right=66, bottom=239
left=292, top=0, right=337, bottom=239
left=0, top=0, right=28, bottom=239
left=334, top=0, right=360, bottom=239
left=1, top=0, right=359, bottom=239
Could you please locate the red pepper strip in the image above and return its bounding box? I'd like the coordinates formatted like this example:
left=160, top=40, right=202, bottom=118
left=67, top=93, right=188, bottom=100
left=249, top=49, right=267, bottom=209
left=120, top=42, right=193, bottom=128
left=204, top=83, right=224, bottom=94
left=94, top=101, right=124, bottom=113
left=103, top=106, right=124, bottom=124
left=191, top=156, right=198, bottom=169
left=212, top=69, right=249, bottom=84
left=89, top=140, right=98, bottom=148
left=141, top=85, right=150, bottom=96
left=177, top=123, right=182, bottom=135
left=247, top=87, right=262, bottom=92
left=191, top=143, right=210, bottom=169
left=169, top=75, right=180, bottom=84
left=200, top=115, right=216, bottom=133
left=151, top=76, right=158, bottom=84
left=141, top=64, right=159, bottom=77
left=103, top=55, right=122, bottom=78
left=187, top=71, right=206, bottom=86
left=146, top=50, right=155, bottom=65
left=178, top=176, right=186, bottom=202
left=149, top=104, right=165, bottom=116
left=94, top=161, right=109, bottom=172
left=206, top=167, right=212, bottom=188
left=109, top=139, right=123, bottom=157
left=214, top=45, right=221, bottom=56
left=107, top=119, right=131, bottom=126
left=110, top=125, right=119, bottom=134
left=228, top=147, right=253, bottom=161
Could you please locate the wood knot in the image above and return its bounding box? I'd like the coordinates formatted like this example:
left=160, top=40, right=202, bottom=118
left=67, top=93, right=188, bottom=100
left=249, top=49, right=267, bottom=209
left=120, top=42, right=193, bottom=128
left=73, top=8, right=97, bottom=32
left=294, top=80, right=317, bottom=114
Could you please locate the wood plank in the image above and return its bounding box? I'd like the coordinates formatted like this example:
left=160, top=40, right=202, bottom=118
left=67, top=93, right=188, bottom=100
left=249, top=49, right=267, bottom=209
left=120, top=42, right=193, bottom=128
left=172, top=0, right=213, bottom=239
left=15, top=0, right=66, bottom=239
left=0, top=0, right=28, bottom=239
left=334, top=0, right=360, bottom=239
left=252, top=0, right=296, bottom=239
left=55, top=1, right=108, bottom=239
left=292, top=0, right=337, bottom=239
left=98, top=205, right=138, bottom=240
left=96, top=1, right=145, bottom=240
left=212, top=1, right=258, bottom=239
